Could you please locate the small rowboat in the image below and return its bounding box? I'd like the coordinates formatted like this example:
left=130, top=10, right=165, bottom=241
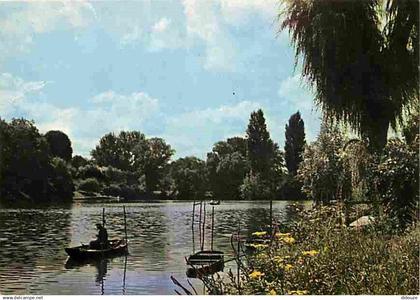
left=186, top=250, right=224, bottom=278
left=65, top=239, right=128, bottom=261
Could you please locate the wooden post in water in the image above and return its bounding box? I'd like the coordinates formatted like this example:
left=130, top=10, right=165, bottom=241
left=192, top=201, right=196, bottom=253
left=201, top=201, right=206, bottom=251
left=237, top=222, right=241, bottom=295
left=102, top=207, right=106, bottom=227
left=211, top=205, right=215, bottom=251
left=198, top=201, right=202, bottom=250
left=123, top=205, right=128, bottom=243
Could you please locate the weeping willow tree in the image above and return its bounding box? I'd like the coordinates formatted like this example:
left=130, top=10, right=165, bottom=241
left=280, top=0, right=419, bottom=152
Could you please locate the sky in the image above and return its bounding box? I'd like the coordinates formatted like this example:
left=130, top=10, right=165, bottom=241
left=0, top=0, right=321, bottom=159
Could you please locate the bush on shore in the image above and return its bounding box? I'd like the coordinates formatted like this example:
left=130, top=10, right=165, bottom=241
left=202, top=205, right=419, bottom=295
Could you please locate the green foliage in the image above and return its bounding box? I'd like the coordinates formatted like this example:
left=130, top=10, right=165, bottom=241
left=143, top=137, right=174, bottom=193
left=245, top=109, right=285, bottom=199
left=240, top=173, right=271, bottom=200
left=246, top=109, right=275, bottom=176
left=402, top=108, right=419, bottom=145
left=284, top=111, right=306, bottom=176
left=375, top=139, right=419, bottom=230
left=204, top=205, right=419, bottom=295
left=44, top=130, right=72, bottom=162
left=49, top=157, right=74, bottom=200
left=91, top=131, right=147, bottom=171
left=71, top=155, right=89, bottom=169
left=76, top=164, right=105, bottom=180
left=0, top=119, right=51, bottom=201
left=298, top=124, right=348, bottom=203
left=91, top=131, right=174, bottom=194
left=78, top=178, right=101, bottom=193
left=0, top=118, right=75, bottom=202
left=207, top=137, right=249, bottom=199
left=280, top=0, right=419, bottom=151
left=246, top=109, right=275, bottom=177
left=170, top=156, right=207, bottom=200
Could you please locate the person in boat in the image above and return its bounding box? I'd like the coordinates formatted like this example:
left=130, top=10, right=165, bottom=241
left=90, top=223, right=109, bottom=249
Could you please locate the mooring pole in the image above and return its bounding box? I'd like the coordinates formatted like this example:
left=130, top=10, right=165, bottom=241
left=192, top=201, right=196, bottom=253
left=198, top=201, right=202, bottom=250
left=202, top=201, right=206, bottom=251
left=211, top=205, right=215, bottom=251
left=237, top=222, right=241, bottom=295
left=123, top=205, right=128, bottom=243
left=102, top=207, right=106, bottom=227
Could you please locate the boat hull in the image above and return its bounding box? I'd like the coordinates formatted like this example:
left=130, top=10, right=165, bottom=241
left=65, top=239, right=128, bottom=261
left=186, top=250, right=224, bottom=278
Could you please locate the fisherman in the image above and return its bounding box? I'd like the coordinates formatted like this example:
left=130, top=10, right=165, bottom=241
left=90, top=223, right=109, bottom=249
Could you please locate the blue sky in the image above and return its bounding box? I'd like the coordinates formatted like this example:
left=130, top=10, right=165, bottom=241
left=0, top=0, right=321, bottom=159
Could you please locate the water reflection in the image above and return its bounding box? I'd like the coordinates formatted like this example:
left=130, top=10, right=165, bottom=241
left=0, top=200, right=310, bottom=295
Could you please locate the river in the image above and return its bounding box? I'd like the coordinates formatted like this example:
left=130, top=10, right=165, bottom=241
left=0, top=200, right=309, bottom=295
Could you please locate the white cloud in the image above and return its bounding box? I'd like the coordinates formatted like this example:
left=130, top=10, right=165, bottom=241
left=163, top=100, right=261, bottom=158
left=0, top=1, right=96, bottom=60
left=152, top=17, right=171, bottom=33
left=0, top=73, right=50, bottom=115
left=219, top=0, right=279, bottom=25
left=0, top=73, right=161, bottom=157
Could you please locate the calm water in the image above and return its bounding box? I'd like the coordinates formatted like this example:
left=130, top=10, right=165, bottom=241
left=0, top=200, right=309, bottom=295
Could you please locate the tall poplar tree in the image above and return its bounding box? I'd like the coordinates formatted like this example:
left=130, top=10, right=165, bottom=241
left=284, top=111, right=306, bottom=176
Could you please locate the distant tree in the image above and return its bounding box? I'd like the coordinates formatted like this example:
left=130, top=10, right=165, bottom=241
left=91, top=131, right=147, bottom=171
left=0, top=118, right=74, bottom=202
left=240, top=173, right=271, bottom=200
left=246, top=109, right=275, bottom=178
left=49, top=157, right=74, bottom=200
left=207, top=137, right=249, bottom=199
left=44, top=130, right=73, bottom=162
left=0, top=119, right=51, bottom=201
left=78, top=178, right=101, bottom=193
left=284, top=111, right=306, bottom=176
left=143, top=137, right=174, bottom=193
left=170, top=157, right=207, bottom=200
left=71, top=155, right=89, bottom=169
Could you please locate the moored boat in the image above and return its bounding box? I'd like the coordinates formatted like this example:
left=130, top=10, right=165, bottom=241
left=186, top=250, right=224, bottom=278
left=65, top=238, right=128, bottom=261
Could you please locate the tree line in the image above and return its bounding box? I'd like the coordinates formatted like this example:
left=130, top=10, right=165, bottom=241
left=0, top=109, right=307, bottom=202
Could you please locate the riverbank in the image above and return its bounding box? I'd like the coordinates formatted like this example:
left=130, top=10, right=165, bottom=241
left=203, top=205, right=419, bottom=295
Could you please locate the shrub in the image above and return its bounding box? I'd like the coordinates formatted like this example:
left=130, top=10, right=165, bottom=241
left=78, top=178, right=101, bottom=193
left=240, top=173, right=271, bottom=200
left=375, top=139, right=419, bottom=230
left=200, top=205, right=419, bottom=295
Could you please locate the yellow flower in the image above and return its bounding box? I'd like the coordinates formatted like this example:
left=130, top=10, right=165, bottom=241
left=273, top=256, right=284, bottom=264
left=252, top=231, right=267, bottom=237
left=275, top=232, right=291, bottom=238
left=249, top=270, right=265, bottom=279
left=302, top=250, right=319, bottom=257
left=284, top=264, right=293, bottom=271
left=282, top=236, right=296, bottom=244
left=257, top=253, right=268, bottom=260
left=288, top=290, right=308, bottom=295
left=268, top=289, right=277, bottom=295
left=248, top=243, right=269, bottom=250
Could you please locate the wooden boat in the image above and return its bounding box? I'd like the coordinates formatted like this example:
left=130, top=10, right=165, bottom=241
left=209, top=200, right=220, bottom=205
left=65, top=239, right=128, bottom=261
left=186, top=250, right=224, bottom=278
